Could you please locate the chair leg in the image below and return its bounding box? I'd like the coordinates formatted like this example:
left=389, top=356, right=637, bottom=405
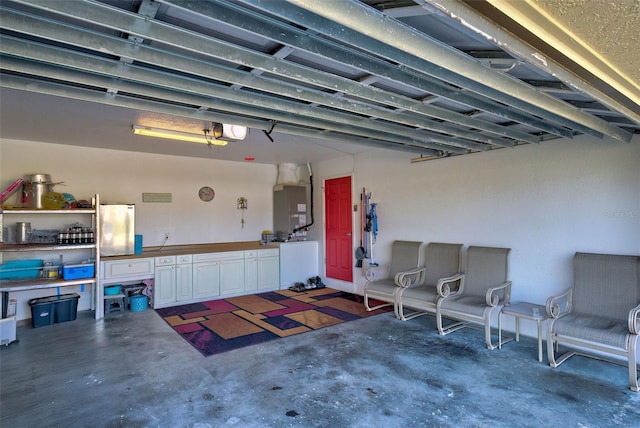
left=548, top=339, right=575, bottom=368
left=547, top=333, right=575, bottom=368
left=547, top=322, right=576, bottom=368
left=393, top=287, right=402, bottom=320
left=396, top=300, right=405, bottom=320
left=436, top=309, right=445, bottom=335
left=397, top=306, right=428, bottom=321
left=395, top=298, right=427, bottom=321
left=629, top=335, right=639, bottom=392
left=547, top=320, right=561, bottom=367
left=364, top=294, right=392, bottom=311
left=394, top=287, right=429, bottom=321
left=437, top=312, right=466, bottom=336
left=364, top=294, right=372, bottom=311
left=485, top=327, right=497, bottom=350
left=484, top=307, right=499, bottom=350
left=547, top=332, right=558, bottom=367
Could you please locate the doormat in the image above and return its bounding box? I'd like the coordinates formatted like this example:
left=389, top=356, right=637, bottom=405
left=156, top=288, right=392, bottom=357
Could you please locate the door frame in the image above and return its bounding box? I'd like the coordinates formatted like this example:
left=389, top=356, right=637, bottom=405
left=321, top=173, right=355, bottom=292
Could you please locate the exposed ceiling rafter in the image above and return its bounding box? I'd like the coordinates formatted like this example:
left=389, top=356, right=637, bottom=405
left=0, top=0, right=637, bottom=164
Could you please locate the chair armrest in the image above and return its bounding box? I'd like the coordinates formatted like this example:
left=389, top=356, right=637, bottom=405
left=545, top=288, right=572, bottom=318
left=486, top=281, right=512, bottom=306
left=365, top=263, right=390, bottom=281
left=395, top=267, right=426, bottom=288
left=437, top=273, right=465, bottom=297
left=629, top=303, right=640, bottom=335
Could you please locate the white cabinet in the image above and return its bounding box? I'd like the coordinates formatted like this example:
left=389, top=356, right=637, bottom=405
left=153, top=255, right=193, bottom=307
left=279, top=241, right=318, bottom=289
left=220, top=257, right=245, bottom=295
left=193, top=251, right=247, bottom=299
left=192, top=259, right=220, bottom=299
left=154, top=256, right=176, bottom=307
left=257, top=249, right=280, bottom=290
left=99, top=247, right=280, bottom=311
left=154, top=265, right=176, bottom=306
left=244, top=250, right=258, bottom=292
left=244, top=249, right=280, bottom=292
left=175, top=255, right=193, bottom=302
left=102, top=258, right=154, bottom=280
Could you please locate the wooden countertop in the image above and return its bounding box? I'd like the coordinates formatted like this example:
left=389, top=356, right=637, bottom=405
left=101, top=241, right=281, bottom=261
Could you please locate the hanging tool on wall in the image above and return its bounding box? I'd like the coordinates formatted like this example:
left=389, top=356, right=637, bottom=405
left=355, top=188, right=366, bottom=267
left=366, top=198, right=379, bottom=266
left=363, top=189, right=370, bottom=260
left=237, top=197, right=247, bottom=229
left=369, top=202, right=378, bottom=243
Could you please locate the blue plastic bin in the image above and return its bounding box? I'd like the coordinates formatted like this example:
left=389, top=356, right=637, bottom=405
left=130, top=294, right=148, bottom=312
left=28, top=293, right=79, bottom=328
left=0, top=259, right=43, bottom=280
left=62, top=263, right=95, bottom=280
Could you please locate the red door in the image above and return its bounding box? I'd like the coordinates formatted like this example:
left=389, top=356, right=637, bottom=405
left=325, top=176, right=352, bottom=282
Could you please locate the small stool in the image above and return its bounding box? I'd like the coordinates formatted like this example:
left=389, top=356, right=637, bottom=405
left=104, top=294, right=126, bottom=314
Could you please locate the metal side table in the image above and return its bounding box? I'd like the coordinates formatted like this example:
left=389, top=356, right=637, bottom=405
left=499, top=302, right=549, bottom=362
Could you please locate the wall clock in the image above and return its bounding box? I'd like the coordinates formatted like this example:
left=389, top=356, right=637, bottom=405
left=198, top=186, right=215, bottom=202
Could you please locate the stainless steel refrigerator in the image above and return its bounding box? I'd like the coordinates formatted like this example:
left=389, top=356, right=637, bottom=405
left=99, top=204, right=135, bottom=256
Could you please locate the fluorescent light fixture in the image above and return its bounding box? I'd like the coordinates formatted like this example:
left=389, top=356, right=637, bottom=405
left=132, top=125, right=228, bottom=146
left=211, top=123, right=247, bottom=140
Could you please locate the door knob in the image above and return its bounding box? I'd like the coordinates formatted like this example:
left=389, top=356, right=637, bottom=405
left=346, top=233, right=352, bottom=237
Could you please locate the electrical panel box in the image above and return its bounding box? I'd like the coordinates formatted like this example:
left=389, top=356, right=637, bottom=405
left=273, top=185, right=307, bottom=240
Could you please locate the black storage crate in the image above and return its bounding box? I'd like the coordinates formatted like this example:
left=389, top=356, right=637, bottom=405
left=28, top=293, right=80, bottom=328
left=55, top=293, right=80, bottom=323
left=28, top=297, right=55, bottom=328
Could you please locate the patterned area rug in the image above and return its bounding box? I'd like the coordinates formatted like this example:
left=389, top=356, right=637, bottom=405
left=156, top=288, right=391, bottom=356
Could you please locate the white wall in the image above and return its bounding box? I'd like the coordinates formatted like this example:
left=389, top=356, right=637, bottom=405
left=1, top=139, right=278, bottom=320
left=314, top=135, right=640, bottom=334
left=1, top=139, right=277, bottom=245
left=2, top=135, right=639, bottom=332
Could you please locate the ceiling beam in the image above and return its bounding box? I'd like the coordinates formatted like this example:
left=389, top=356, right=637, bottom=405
left=0, top=5, right=518, bottom=150
left=168, top=0, right=568, bottom=138
left=8, top=0, right=537, bottom=146
left=0, top=42, right=468, bottom=154
left=0, top=73, right=439, bottom=156
left=420, top=0, right=639, bottom=135
left=278, top=0, right=632, bottom=142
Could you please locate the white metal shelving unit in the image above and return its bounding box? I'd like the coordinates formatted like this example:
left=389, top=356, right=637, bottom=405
left=0, top=195, right=100, bottom=323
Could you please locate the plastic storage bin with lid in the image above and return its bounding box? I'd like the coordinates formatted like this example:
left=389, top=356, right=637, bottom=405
left=28, top=293, right=80, bottom=328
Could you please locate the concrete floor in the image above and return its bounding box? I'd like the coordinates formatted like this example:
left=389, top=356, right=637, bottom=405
left=1, top=308, right=639, bottom=427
